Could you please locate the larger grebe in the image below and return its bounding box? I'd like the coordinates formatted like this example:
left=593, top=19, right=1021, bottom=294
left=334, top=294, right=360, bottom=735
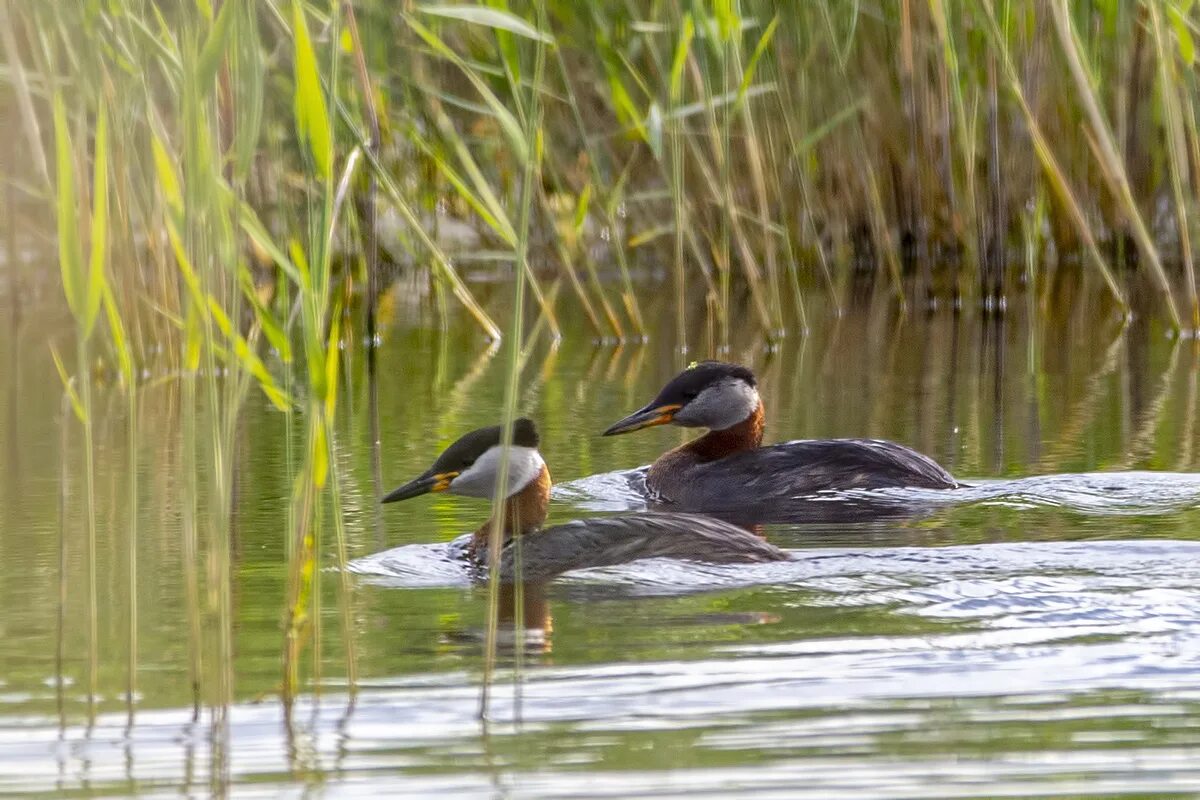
left=602, top=362, right=957, bottom=509
left=382, top=418, right=786, bottom=581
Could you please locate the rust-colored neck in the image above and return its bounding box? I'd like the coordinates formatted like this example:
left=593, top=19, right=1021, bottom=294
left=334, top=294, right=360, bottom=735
left=470, top=463, right=552, bottom=555
left=683, top=399, right=765, bottom=462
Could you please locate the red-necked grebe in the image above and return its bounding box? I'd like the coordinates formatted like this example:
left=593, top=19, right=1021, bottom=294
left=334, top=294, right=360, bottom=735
left=382, top=418, right=787, bottom=581
left=601, top=361, right=958, bottom=509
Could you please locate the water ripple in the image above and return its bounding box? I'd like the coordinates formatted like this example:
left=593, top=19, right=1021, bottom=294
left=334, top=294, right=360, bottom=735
left=14, top=536, right=1200, bottom=798
left=559, top=468, right=1200, bottom=518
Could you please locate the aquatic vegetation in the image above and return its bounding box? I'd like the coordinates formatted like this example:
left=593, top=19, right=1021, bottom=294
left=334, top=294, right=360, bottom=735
left=8, top=3, right=1200, bottom=352
left=8, top=0, right=1200, bottom=744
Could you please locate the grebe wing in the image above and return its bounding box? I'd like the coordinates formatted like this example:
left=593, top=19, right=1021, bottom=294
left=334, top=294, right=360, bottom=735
left=691, top=438, right=957, bottom=498
left=494, top=512, right=787, bottom=582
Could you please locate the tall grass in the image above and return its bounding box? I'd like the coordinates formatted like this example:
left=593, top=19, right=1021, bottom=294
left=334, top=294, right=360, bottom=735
left=471, top=1, right=551, bottom=719
left=9, top=0, right=1200, bottom=723
left=12, top=4, right=1200, bottom=340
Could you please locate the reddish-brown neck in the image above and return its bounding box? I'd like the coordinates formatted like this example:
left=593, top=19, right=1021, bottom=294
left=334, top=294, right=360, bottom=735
left=470, top=463, right=552, bottom=555
left=683, top=399, right=765, bottom=462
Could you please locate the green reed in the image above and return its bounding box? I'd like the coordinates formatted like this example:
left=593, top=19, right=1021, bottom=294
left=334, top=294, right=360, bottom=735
left=474, top=0, right=550, bottom=718
left=13, top=0, right=1200, bottom=728
left=50, top=86, right=104, bottom=717
left=17, top=0, right=361, bottom=717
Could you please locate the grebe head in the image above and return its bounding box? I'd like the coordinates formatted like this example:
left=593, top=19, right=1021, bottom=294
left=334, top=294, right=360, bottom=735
left=602, top=361, right=759, bottom=435
left=382, top=418, right=545, bottom=503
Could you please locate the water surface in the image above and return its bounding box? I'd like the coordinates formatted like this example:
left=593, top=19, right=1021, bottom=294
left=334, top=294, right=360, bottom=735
left=3, top=277, right=1200, bottom=797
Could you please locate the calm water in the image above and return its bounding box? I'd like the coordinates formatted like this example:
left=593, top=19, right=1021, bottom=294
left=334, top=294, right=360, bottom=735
left=4, top=271, right=1200, bottom=797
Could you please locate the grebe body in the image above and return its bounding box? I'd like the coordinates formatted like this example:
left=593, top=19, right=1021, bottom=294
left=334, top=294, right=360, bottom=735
left=603, top=362, right=957, bottom=509
left=382, top=418, right=787, bottom=581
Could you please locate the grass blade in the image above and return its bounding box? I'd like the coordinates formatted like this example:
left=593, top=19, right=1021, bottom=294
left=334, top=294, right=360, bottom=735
left=86, top=102, right=108, bottom=340
left=1048, top=0, right=1177, bottom=326
left=53, top=92, right=86, bottom=331
left=292, top=0, right=332, bottom=179
left=418, top=4, right=554, bottom=44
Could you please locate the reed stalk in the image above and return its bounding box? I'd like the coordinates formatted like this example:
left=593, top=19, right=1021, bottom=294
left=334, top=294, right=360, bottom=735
left=51, top=88, right=103, bottom=719
left=481, top=1, right=548, bottom=719
left=345, top=1, right=382, bottom=350
left=56, top=390, right=70, bottom=722
left=670, top=12, right=693, bottom=351
left=553, top=48, right=644, bottom=338
left=1048, top=0, right=1178, bottom=327
left=927, top=0, right=978, bottom=288
left=0, top=0, right=49, bottom=189
left=1149, top=1, right=1199, bottom=328
left=27, top=1, right=1186, bottom=361
left=181, top=376, right=203, bottom=718
left=979, top=0, right=1126, bottom=311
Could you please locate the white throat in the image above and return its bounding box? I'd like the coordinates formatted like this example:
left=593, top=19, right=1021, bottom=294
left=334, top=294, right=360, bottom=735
left=450, top=446, right=545, bottom=499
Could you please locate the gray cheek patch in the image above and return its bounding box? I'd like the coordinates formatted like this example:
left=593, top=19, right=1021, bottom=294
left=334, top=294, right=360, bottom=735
left=450, top=446, right=545, bottom=499
left=675, top=379, right=759, bottom=431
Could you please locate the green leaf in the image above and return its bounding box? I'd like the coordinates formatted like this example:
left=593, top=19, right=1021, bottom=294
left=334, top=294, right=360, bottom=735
left=311, top=418, right=328, bottom=489
left=408, top=129, right=516, bottom=244
left=713, top=0, right=739, bottom=42
left=50, top=345, right=88, bottom=424
left=52, top=93, right=86, bottom=327
left=151, top=133, right=183, bottom=215
left=289, top=239, right=313, bottom=293
left=238, top=269, right=292, bottom=363
left=349, top=133, right=502, bottom=338
left=184, top=306, right=203, bottom=371
left=604, top=61, right=646, bottom=141
left=324, top=300, right=341, bottom=419
left=230, top=0, right=265, bottom=181
left=101, top=281, right=134, bottom=386
left=1168, top=5, right=1195, bottom=65
left=84, top=102, right=109, bottom=340
left=164, top=217, right=206, bottom=305
left=405, top=14, right=528, bottom=164
left=196, top=0, right=237, bottom=90
left=233, top=195, right=303, bottom=287
left=418, top=4, right=554, bottom=44
left=628, top=223, right=673, bottom=248
left=289, top=239, right=324, bottom=399
left=292, top=0, right=332, bottom=179
left=208, top=296, right=291, bottom=411
left=738, top=15, right=780, bottom=107
left=669, top=14, right=694, bottom=104
left=573, top=183, right=591, bottom=232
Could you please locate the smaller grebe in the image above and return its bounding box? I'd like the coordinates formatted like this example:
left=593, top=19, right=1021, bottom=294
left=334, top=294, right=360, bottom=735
left=382, top=418, right=786, bottom=581
left=602, top=361, right=957, bottom=510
